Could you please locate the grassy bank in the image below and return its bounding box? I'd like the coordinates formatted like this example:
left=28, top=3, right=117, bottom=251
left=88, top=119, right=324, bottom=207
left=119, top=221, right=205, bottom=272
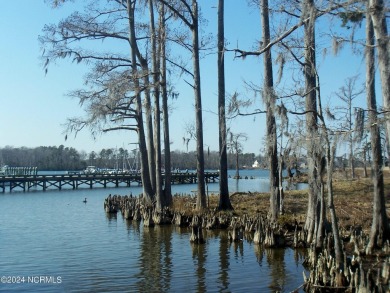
left=172, top=168, right=390, bottom=234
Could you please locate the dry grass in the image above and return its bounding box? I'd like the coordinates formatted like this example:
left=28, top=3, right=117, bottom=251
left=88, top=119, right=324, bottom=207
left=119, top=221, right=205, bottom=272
left=172, top=168, right=390, bottom=233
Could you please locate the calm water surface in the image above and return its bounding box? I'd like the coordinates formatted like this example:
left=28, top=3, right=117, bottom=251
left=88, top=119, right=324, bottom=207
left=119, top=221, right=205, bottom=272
left=0, top=171, right=307, bottom=292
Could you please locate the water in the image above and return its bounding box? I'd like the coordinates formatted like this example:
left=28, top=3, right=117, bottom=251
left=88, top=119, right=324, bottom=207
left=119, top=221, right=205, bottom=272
left=0, top=170, right=308, bottom=292
left=32, top=169, right=307, bottom=194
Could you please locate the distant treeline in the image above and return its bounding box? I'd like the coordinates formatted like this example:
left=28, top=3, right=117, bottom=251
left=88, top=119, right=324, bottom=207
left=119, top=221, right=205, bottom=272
left=170, top=150, right=263, bottom=170
left=0, top=145, right=266, bottom=171
left=0, top=146, right=86, bottom=171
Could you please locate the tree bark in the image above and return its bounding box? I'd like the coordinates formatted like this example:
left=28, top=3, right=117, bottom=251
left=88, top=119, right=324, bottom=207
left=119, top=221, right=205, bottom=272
left=278, top=154, right=284, bottom=215
left=192, top=0, right=206, bottom=210
left=217, top=0, right=232, bottom=211
left=365, top=11, right=389, bottom=254
left=127, top=0, right=154, bottom=204
left=156, top=0, right=206, bottom=209
left=348, top=97, right=355, bottom=179
left=133, top=10, right=155, bottom=194
left=318, top=80, right=343, bottom=270
left=159, top=3, right=172, bottom=206
left=261, top=0, right=280, bottom=223
left=149, top=0, right=163, bottom=210
left=235, top=141, right=240, bottom=178
left=326, top=144, right=343, bottom=270
left=302, top=0, right=322, bottom=246
left=369, top=0, right=390, bottom=161
left=141, top=61, right=156, bottom=194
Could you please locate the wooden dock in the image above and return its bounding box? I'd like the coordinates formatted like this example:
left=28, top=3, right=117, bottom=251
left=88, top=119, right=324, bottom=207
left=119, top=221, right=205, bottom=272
left=0, top=172, right=219, bottom=192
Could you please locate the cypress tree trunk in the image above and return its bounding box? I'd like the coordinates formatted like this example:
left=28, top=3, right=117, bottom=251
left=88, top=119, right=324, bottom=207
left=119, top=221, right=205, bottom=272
left=365, top=11, right=389, bottom=254
left=278, top=154, right=284, bottom=215
left=328, top=148, right=343, bottom=270
left=235, top=142, right=239, bottom=178
left=302, top=0, right=322, bottom=246
left=369, top=0, right=390, bottom=161
left=217, top=0, right=232, bottom=211
left=261, top=0, right=280, bottom=222
left=192, top=0, right=206, bottom=210
left=348, top=100, right=355, bottom=179
left=141, top=61, right=156, bottom=194
left=127, top=0, right=154, bottom=204
left=159, top=3, right=172, bottom=206
left=149, top=0, right=163, bottom=210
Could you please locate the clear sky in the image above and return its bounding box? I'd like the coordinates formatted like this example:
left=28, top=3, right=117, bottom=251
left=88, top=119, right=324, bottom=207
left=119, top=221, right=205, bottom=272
left=0, top=1, right=371, bottom=156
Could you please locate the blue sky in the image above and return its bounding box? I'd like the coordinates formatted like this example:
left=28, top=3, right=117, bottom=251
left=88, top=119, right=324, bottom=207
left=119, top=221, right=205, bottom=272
left=0, top=1, right=370, bottom=156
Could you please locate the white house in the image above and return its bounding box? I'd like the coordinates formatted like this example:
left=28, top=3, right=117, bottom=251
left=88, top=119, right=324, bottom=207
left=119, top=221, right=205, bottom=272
left=252, top=160, right=260, bottom=168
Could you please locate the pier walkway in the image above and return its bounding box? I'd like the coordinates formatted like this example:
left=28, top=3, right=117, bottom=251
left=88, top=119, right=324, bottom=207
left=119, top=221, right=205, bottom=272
left=0, top=172, right=219, bottom=192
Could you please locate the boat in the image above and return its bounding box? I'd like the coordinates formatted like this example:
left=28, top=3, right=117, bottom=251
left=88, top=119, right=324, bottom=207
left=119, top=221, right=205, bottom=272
left=0, top=165, right=8, bottom=175
left=0, top=166, right=37, bottom=176
left=83, top=166, right=99, bottom=174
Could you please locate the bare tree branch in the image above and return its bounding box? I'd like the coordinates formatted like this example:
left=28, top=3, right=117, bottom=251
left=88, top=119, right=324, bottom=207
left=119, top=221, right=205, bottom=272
left=226, top=0, right=361, bottom=58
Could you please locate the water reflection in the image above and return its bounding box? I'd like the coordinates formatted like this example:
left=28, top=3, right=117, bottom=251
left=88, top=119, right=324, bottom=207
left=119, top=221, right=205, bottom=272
left=191, top=243, right=207, bottom=293
left=159, top=226, right=173, bottom=292
left=0, top=189, right=307, bottom=293
left=231, top=241, right=244, bottom=260
left=125, top=218, right=141, bottom=238
left=294, top=249, right=307, bottom=265
left=267, top=249, right=286, bottom=292
left=254, top=245, right=307, bottom=292
left=135, top=225, right=174, bottom=293
left=129, top=225, right=307, bottom=292
left=105, top=212, right=117, bottom=222
left=219, top=234, right=230, bottom=291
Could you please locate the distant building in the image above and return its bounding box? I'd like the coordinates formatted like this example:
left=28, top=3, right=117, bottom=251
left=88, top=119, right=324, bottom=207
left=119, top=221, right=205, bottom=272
left=252, top=160, right=260, bottom=168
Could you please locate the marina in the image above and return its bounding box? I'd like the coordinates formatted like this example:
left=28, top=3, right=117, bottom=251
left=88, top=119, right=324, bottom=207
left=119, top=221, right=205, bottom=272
left=0, top=171, right=220, bottom=192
